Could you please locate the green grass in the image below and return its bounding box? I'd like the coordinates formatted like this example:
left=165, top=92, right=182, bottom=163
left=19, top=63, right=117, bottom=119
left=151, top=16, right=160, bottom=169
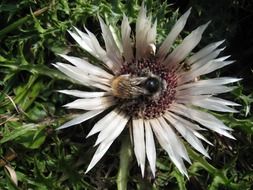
left=0, top=0, right=252, bottom=189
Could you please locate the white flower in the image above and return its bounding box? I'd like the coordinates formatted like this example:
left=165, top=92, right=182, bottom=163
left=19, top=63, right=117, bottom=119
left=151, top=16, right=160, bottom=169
left=54, top=4, right=240, bottom=177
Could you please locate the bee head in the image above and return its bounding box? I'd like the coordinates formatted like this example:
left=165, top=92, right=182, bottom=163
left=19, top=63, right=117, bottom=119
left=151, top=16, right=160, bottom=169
left=130, top=75, right=163, bottom=98
left=143, top=77, right=161, bottom=94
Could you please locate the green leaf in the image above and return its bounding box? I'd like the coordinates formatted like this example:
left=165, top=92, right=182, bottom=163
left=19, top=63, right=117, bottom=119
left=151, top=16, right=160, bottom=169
left=15, top=127, right=46, bottom=149
left=0, top=123, right=37, bottom=144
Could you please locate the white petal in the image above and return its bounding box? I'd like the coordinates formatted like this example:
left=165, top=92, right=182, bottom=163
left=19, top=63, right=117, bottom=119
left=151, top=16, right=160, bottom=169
left=132, top=118, right=146, bottom=177
left=68, top=29, right=93, bottom=54
left=176, top=94, right=239, bottom=112
left=177, top=77, right=241, bottom=91
left=158, top=117, right=191, bottom=163
left=150, top=118, right=188, bottom=176
left=64, top=96, right=115, bottom=110
left=164, top=21, right=210, bottom=67
left=121, top=14, right=134, bottom=61
left=53, top=63, right=90, bottom=83
left=99, top=17, right=122, bottom=72
left=186, top=40, right=225, bottom=64
left=57, top=110, right=104, bottom=130
left=189, top=48, right=226, bottom=71
left=135, top=3, right=148, bottom=58
left=53, top=63, right=111, bottom=91
left=144, top=120, right=156, bottom=177
left=135, top=3, right=156, bottom=59
left=84, top=27, right=118, bottom=71
left=179, top=59, right=235, bottom=84
left=87, top=109, right=119, bottom=137
left=188, top=97, right=239, bottom=112
left=193, top=131, right=213, bottom=146
left=176, top=95, right=211, bottom=104
left=177, top=85, right=236, bottom=96
left=82, top=27, right=107, bottom=57
left=94, top=113, right=129, bottom=146
left=58, top=90, right=109, bottom=98
left=69, top=27, right=117, bottom=72
left=85, top=140, right=114, bottom=173
left=165, top=111, right=212, bottom=145
left=69, top=27, right=106, bottom=61
left=165, top=111, right=204, bottom=131
left=207, top=97, right=241, bottom=106
left=170, top=104, right=235, bottom=139
left=58, top=54, right=113, bottom=79
left=109, top=24, right=123, bottom=53
left=147, top=19, right=157, bottom=45
left=164, top=112, right=210, bottom=158
left=158, top=8, right=191, bottom=59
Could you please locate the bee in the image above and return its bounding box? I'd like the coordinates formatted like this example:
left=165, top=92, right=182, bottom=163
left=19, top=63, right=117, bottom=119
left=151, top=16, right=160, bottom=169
left=180, top=61, right=192, bottom=71
left=111, top=74, right=162, bottom=99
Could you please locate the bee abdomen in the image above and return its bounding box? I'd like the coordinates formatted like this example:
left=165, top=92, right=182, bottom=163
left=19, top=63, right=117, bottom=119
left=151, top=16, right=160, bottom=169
left=111, top=76, right=144, bottom=99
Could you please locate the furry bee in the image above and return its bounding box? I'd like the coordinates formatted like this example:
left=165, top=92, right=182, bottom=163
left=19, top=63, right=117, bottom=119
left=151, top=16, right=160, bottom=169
left=111, top=74, right=162, bottom=99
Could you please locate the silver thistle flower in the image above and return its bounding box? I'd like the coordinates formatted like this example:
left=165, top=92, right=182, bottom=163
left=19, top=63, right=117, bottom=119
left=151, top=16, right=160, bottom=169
left=54, top=4, right=240, bottom=177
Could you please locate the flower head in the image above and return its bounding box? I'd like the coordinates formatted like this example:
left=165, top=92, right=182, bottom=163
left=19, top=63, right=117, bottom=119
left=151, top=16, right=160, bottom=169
left=54, top=4, right=240, bottom=177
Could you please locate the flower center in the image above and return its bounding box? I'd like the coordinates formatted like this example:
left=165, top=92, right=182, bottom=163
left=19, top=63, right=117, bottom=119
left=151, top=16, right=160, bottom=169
left=114, top=57, right=177, bottom=119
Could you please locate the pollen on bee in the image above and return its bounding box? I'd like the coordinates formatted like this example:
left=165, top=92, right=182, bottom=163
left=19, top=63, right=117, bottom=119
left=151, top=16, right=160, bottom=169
left=111, top=76, right=132, bottom=99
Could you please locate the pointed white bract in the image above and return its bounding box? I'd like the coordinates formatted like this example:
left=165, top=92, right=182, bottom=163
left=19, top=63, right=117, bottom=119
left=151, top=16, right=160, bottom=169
left=63, top=96, right=115, bottom=110
left=158, top=8, right=191, bottom=59
left=87, top=109, right=119, bottom=137
left=58, top=90, right=109, bottom=98
left=144, top=120, right=156, bottom=177
left=186, top=40, right=225, bottom=64
left=179, top=59, right=235, bottom=84
left=188, top=48, right=226, bottom=71
left=58, top=54, right=113, bottom=79
left=133, top=119, right=146, bottom=177
left=150, top=118, right=188, bottom=177
left=135, top=3, right=157, bottom=59
left=57, top=110, right=104, bottom=130
left=98, top=16, right=123, bottom=73
left=164, top=21, right=210, bottom=67
left=55, top=4, right=239, bottom=178
left=85, top=140, right=114, bottom=173
left=121, top=14, right=134, bottom=62
left=164, top=112, right=210, bottom=158
left=177, top=77, right=241, bottom=90
left=94, top=113, right=129, bottom=146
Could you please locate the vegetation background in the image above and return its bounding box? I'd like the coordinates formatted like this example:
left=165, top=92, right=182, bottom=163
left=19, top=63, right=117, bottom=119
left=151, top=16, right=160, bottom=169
left=0, top=0, right=252, bottom=189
